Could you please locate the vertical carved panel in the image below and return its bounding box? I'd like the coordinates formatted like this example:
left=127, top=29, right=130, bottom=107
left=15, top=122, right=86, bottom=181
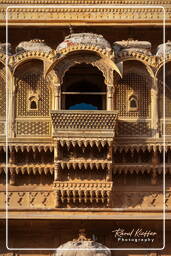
left=115, top=73, right=150, bottom=118
left=159, top=74, right=171, bottom=118
left=0, top=77, right=5, bottom=117
left=16, top=72, right=50, bottom=117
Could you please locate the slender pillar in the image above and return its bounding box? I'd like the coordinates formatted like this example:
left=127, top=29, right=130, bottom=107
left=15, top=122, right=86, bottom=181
left=151, top=78, right=159, bottom=138
left=107, top=85, right=114, bottom=110
left=8, top=74, right=15, bottom=138
left=54, top=84, right=61, bottom=110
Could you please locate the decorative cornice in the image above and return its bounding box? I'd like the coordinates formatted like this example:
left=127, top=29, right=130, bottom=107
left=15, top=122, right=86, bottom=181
left=0, top=164, right=54, bottom=175
left=54, top=181, right=113, bottom=191
left=113, top=164, right=163, bottom=174
left=0, top=144, right=54, bottom=152
left=0, top=6, right=169, bottom=25
left=57, top=160, right=112, bottom=170
left=56, top=138, right=113, bottom=147
left=0, top=0, right=170, bottom=4
left=113, top=143, right=169, bottom=152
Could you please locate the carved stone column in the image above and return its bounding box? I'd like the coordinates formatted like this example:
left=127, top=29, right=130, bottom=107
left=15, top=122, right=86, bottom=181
left=54, top=84, right=61, bottom=110
left=107, top=85, right=114, bottom=111
left=8, top=74, right=15, bottom=138
left=151, top=78, right=159, bottom=138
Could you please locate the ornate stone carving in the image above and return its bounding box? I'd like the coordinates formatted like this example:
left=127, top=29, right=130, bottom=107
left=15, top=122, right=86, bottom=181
left=16, top=121, right=51, bottom=136
left=58, top=160, right=112, bottom=170
left=51, top=110, right=118, bottom=130
left=57, top=138, right=113, bottom=148
left=117, top=121, right=151, bottom=137
left=0, top=191, right=55, bottom=209
left=53, top=181, right=113, bottom=207
left=0, top=190, right=168, bottom=210
left=0, top=122, right=5, bottom=135
left=1, top=7, right=167, bottom=25
left=0, top=77, right=5, bottom=117
left=16, top=72, right=51, bottom=117
left=0, top=0, right=170, bottom=4
left=112, top=191, right=164, bottom=209
left=0, top=144, right=54, bottom=152
left=115, top=72, right=151, bottom=118
left=53, top=52, right=118, bottom=85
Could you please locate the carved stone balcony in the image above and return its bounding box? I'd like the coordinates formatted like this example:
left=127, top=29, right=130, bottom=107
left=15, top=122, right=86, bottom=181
left=51, top=110, right=118, bottom=139
left=53, top=181, right=113, bottom=207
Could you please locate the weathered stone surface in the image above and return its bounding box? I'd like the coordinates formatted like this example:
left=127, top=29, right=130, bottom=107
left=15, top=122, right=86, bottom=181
left=113, top=39, right=152, bottom=55
left=55, top=236, right=111, bottom=256
left=16, top=39, right=52, bottom=53
left=156, top=41, right=171, bottom=56
left=0, top=42, right=11, bottom=54
left=57, top=33, right=112, bottom=52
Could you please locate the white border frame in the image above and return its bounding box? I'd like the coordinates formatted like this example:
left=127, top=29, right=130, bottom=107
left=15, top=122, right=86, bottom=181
left=5, top=5, right=166, bottom=251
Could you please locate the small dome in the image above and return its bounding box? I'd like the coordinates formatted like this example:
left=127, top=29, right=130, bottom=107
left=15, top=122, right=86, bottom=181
left=113, top=39, right=151, bottom=55
left=56, top=33, right=112, bottom=52
left=16, top=39, right=52, bottom=53
left=0, top=42, right=12, bottom=55
left=55, top=229, right=111, bottom=256
left=156, top=41, right=171, bottom=56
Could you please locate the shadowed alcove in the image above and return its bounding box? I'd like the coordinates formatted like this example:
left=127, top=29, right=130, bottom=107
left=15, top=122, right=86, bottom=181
left=61, top=63, right=106, bottom=110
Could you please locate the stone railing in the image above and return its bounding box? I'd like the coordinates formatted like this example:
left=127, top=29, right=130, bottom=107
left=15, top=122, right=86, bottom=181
left=51, top=110, right=118, bottom=138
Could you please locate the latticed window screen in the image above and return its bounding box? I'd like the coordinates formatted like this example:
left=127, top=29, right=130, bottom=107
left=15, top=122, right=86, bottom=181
left=16, top=72, right=50, bottom=117
left=159, top=74, right=171, bottom=118
left=0, top=78, right=6, bottom=117
left=115, top=73, right=150, bottom=118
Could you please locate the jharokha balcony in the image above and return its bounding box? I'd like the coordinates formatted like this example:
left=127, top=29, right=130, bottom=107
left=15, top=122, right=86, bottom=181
left=51, top=110, right=118, bottom=139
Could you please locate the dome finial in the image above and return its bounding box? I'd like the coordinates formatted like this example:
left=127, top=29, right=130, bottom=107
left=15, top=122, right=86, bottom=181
left=69, top=24, right=73, bottom=35
left=73, top=228, right=91, bottom=242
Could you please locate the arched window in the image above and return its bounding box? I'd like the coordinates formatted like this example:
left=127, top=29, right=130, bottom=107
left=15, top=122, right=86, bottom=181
left=61, top=64, right=106, bottom=110
left=129, top=95, right=138, bottom=111
left=29, top=96, right=38, bottom=110
left=30, top=100, right=37, bottom=109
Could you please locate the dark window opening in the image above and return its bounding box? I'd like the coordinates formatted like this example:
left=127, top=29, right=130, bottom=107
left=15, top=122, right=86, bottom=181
left=30, top=100, right=37, bottom=109
left=69, top=103, right=98, bottom=110
left=130, top=99, right=137, bottom=108
left=61, top=64, right=106, bottom=110
left=129, top=95, right=138, bottom=110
